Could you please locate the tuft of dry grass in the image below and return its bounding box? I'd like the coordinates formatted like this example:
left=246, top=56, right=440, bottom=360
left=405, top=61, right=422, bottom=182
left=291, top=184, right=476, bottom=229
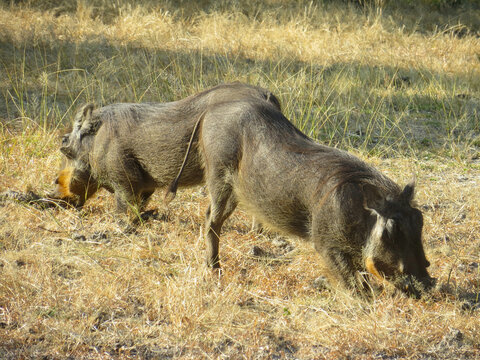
left=1, top=1, right=480, bottom=358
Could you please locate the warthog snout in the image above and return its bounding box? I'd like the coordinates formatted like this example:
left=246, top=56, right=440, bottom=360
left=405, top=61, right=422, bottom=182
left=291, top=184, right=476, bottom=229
left=399, top=274, right=436, bottom=298
left=366, top=256, right=435, bottom=297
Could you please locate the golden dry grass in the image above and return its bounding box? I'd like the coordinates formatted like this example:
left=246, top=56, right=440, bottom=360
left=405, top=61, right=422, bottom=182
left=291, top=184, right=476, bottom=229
left=1, top=132, right=479, bottom=359
left=1, top=1, right=480, bottom=359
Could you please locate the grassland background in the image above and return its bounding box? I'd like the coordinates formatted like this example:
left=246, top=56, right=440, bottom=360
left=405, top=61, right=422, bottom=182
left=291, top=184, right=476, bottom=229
left=0, top=0, right=479, bottom=359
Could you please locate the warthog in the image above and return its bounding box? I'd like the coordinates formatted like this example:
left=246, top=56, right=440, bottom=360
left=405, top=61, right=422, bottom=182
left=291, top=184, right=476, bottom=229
left=50, top=83, right=281, bottom=215
left=168, top=99, right=434, bottom=297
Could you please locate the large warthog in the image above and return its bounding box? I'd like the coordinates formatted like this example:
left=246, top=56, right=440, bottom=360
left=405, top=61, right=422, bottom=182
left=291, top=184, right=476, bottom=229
left=168, top=99, right=434, bottom=297
left=50, top=83, right=281, bottom=215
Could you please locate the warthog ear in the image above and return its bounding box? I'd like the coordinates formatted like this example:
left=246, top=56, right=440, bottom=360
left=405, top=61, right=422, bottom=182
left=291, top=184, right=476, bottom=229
left=73, top=104, right=99, bottom=139
left=362, top=183, right=385, bottom=214
left=78, top=103, right=100, bottom=137
left=400, top=175, right=416, bottom=204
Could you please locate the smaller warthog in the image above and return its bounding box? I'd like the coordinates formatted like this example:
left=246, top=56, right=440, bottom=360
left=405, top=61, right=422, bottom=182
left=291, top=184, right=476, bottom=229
left=168, top=99, right=434, bottom=297
left=50, top=83, right=280, bottom=215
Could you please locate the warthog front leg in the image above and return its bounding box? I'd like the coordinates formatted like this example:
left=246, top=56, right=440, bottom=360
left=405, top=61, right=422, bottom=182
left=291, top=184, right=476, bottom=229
left=204, top=184, right=238, bottom=269
left=316, top=245, right=369, bottom=294
left=114, top=188, right=153, bottom=213
left=139, top=190, right=154, bottom=211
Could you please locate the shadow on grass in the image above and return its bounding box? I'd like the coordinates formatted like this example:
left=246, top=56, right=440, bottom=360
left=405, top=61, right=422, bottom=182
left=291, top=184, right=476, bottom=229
left=7, top=0, right=480, bottom=35
left=434, top=282, right=480, bottom=313
left=0, top=30, right=479, bottom=158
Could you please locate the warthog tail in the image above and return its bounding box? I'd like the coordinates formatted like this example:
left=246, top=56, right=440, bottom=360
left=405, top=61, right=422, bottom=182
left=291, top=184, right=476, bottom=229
left=164, top=110, right=206, bottom=204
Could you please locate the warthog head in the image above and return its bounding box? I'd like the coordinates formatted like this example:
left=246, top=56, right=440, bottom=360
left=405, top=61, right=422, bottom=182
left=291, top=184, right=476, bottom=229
left=363, top=180, right=434, bottom=297
left=49, top=104, right=100, bottom=207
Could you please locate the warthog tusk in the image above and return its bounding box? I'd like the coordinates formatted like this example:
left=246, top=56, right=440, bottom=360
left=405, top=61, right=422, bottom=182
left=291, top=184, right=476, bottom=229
left=365, top=257, right=383, bottom=281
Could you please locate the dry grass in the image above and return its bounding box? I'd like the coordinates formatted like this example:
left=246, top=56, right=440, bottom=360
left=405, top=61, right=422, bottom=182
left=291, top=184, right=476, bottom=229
left=1, top=1, right=480, bottom=359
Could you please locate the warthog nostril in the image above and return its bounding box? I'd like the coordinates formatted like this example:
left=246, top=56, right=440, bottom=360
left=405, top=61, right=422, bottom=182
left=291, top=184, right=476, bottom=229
left=401, top=275, right=436, bottom=298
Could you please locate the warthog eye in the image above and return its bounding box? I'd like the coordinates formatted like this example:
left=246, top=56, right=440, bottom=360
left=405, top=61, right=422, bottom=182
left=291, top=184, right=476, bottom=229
left=62, top=135, right=69, bottom=146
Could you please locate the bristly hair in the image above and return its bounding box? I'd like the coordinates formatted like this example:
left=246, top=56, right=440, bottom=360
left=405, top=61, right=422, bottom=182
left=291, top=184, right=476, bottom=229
left=313, top=150, right=401, bottom=208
